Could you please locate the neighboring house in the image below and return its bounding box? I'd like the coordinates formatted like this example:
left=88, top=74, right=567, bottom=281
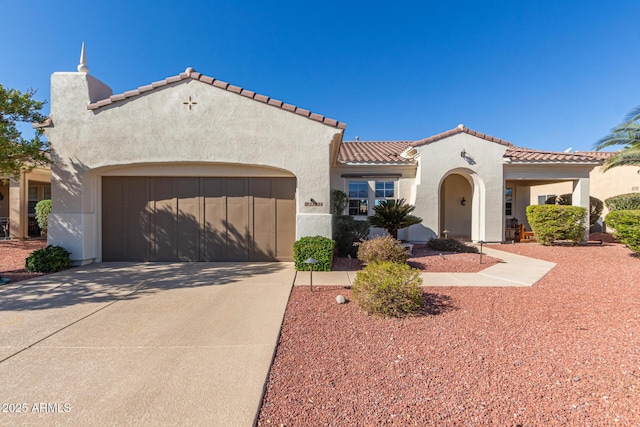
left=42, top=54, right=605, bottom=264
left=529, top=152, right=640, bottom=228
left=0, top=168, right=51, bottom=240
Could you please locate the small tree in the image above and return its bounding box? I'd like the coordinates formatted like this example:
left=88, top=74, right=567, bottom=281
left=367, top=198, right=422, bottom=239
left=1, top=84, right=50, bottom=179
left=330, top=189, right=348, bottom=216
left=35, top=199, right=52, bottom=237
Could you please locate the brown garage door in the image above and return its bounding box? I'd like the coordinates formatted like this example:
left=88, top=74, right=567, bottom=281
left=102, top=177, right=296, bottom=262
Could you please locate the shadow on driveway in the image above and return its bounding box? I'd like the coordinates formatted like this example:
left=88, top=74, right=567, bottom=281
left=0, top=262, right=289, bottom=311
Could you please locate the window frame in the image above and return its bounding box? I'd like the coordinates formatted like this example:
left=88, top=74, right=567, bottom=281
left=346, top=179, right=398, bottom=218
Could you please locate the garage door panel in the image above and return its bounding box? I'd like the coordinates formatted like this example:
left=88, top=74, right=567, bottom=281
left=125, top=178, right=151, bottom=261
left=176, top=178, right=200, bottom=261
left=202, top=179, right=226, bottom=261
left=152, top=178, right=177, bottom=261
left=274, top=179, right=296, bottom=260
left=226, top=192, right=248, bottom=261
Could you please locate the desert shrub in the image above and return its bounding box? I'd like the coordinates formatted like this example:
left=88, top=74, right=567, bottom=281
left=357, top=235, right=408, bottom=265
left=293, top=236, right=334, bottom=271
left=34, top=199, right=52, bottom=236
left=545, top=194, right=603, bottom=227
left=333, top=215, right=370, bottom=257
left=331, top=189, right=348, bottom=216
left=605, top=193, right=640, bottom=212
left=605, top=210, right=640, bottom=254
left=25, top=245, right=71, bottom=273
left=367, top=198, right=422, bottom=239
left=526, top=205, right=587, bottom=245
left=352, top=261, right=423, bottom=318
left=426, top=238, right=478, bottom=253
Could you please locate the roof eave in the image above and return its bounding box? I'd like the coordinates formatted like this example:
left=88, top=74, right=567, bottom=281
left=86, top=69, right=347, bottom=130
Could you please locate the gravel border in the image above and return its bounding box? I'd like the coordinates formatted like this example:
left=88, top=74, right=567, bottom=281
left=259, top=241, right=640, bottom=426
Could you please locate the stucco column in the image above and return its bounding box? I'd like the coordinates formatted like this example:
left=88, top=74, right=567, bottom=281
left=572, top=177, right=590, bottom=241
left=8, top=175, right=25, bottom=240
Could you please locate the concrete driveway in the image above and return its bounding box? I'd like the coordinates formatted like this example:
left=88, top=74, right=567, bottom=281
left=0, top=262, right=295, bottom=427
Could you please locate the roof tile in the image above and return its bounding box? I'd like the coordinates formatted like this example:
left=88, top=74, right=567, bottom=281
left=212, top=80, right=228, bottom=89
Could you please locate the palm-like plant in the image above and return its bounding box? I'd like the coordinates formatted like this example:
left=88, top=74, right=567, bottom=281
left=368, top=198, right=422, bottom=239
left=595, top=105, right=640, bottom=171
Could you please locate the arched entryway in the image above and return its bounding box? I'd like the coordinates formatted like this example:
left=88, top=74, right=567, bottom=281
left=439, top=172, right=473, bottom=241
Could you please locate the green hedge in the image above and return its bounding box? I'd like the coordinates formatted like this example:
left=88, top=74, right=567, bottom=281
left=605, top=193, right=640, bottom=212
left=293, top=236, right=334, bottom=271
left=25, top=245, right=71, bottom=273
left=544, top=194, right=603, bottom=227
left=605, top=210, right=640, bottom=254
left=333, top=215, right=370, bottom=257
left=526, top=205, right=587, bottom=245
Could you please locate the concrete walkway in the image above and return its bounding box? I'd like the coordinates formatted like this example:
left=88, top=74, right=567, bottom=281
left=294, top=245, right=556, bottom=287
left=0, top=262, right=295, bottom=427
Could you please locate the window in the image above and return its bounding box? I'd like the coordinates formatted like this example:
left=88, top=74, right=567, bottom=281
left=347, top=180, right=397, bottom=216
left=505, top=188, right=513, bottom=216
left=348, top=182, right=369, bottom=216
left=374, top=181, right=395, bottom=206
left=537, top=194, right=555, bottom=205
left=43, top=185, right=51, bottom=200
left=28, top=186, right=39, bottom=215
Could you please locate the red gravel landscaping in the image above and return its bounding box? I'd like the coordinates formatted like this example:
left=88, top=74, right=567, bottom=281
left=0, top=240, right=47, bottom=283
left=259, top=241, right=640, bottom=426
left=332, top=243, right=499, bottom=273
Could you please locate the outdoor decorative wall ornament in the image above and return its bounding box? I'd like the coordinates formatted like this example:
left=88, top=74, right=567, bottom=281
left=183, top=96, right=198, bottom=111
left=460, top=148, right=467, bottom=159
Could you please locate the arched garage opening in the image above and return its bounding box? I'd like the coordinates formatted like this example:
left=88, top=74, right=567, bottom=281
left=99, top=163, right=296, bottom=262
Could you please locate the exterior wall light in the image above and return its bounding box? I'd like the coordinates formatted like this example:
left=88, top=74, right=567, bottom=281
left=461, top=197, right=466, bottom=206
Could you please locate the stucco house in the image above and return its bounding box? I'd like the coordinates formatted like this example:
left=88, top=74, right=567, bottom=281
left=0, top=167, right=51, bottom=240
left=41, top=54, right=606, bottom=265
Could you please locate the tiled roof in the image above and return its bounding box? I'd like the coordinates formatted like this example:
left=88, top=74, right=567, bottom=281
left=338, top=126, right=605, bottom=165
left=411, top=125, right=513, bottom=148
left=86, top=68, right=346, bottom=130
left=337, top=141, right=415, bottom=164
left=573, top=151, right=617, bottom=160
left=504, top=147, right=603, bottom=163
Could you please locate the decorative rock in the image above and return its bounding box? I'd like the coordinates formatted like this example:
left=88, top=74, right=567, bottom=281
left=336, top=295, right=346, bottom=304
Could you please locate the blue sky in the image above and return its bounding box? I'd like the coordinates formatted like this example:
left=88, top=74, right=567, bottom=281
left=3, top=0, right=640, bottom=152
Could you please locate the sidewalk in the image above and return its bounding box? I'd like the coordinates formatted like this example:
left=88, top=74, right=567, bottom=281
left=294, top=246, right=556, bottom=288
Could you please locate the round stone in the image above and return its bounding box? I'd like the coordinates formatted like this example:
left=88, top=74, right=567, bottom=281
left=336, top=295, right=346, bottom=304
